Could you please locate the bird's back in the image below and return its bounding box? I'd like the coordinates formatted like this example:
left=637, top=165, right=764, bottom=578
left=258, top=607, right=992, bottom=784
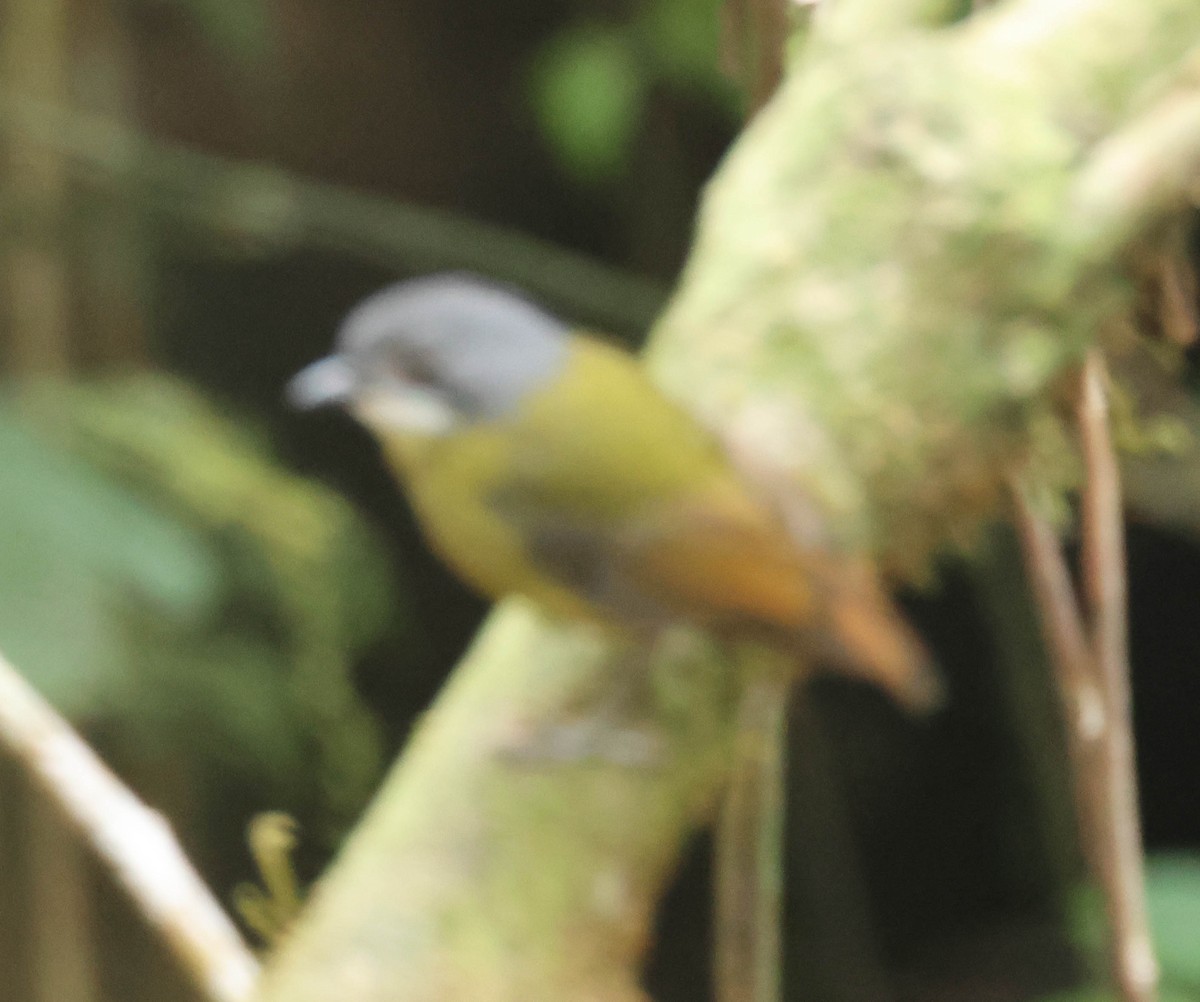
left=386, top=334, right=935, bottom=708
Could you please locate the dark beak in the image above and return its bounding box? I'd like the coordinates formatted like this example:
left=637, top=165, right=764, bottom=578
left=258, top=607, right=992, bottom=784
left=286, top=356, right=357, bottom=410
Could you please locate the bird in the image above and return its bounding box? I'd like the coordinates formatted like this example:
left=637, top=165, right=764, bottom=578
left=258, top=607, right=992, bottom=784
left=287, top=272, right=937, bottom=711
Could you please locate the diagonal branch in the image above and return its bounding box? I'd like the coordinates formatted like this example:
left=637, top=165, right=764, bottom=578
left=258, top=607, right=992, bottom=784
left=0, top=649, right=260, bottom=1002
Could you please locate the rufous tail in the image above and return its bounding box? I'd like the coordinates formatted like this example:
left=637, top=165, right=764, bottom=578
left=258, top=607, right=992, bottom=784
left=824, top=562, right=942, bottom=713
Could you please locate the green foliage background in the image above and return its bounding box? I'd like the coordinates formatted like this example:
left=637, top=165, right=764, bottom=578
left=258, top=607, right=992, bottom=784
left=0, top=377, right=395, bottom=836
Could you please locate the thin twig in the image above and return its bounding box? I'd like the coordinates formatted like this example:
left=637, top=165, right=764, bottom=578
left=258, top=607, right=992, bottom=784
left=1008, top=351, right=1158, bottom=1002
left=716, top=672, right=788, bottom=1002
left=1080, top=354, right=1129, bottom=688
left=1077, top=352, right=1159, bottom=1002
left=0, top=649, right=260, bottom=1002
left=1007, top=481, right=1100, bottom=735
left=1008, top=475, right=1108, bottom=876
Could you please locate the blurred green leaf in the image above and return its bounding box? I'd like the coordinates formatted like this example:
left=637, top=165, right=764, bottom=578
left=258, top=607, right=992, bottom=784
left=530, top=26, right=647, bottom=185
left=0, top=411, right=220, bottom=615
left=1146, top=854, right=1200, bottom=991
left=526, top=2, right=738, bottom=186
left=122, top=631, right=309, bottom=786
left=639, top=0, right=729, bottom=92
left=1048, top=857, right=1200, bottom=1000
left=2, top=374, right=399, bottom=836
left=0, top=408, right=219, bottom=715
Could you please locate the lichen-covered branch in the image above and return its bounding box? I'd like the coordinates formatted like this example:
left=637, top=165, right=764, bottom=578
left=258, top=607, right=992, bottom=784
left=256, top=610, right=735, bottom=1002
left=258, top=2, right=1200, bottom=1000
left=649, top=0, right=1200, bottom=576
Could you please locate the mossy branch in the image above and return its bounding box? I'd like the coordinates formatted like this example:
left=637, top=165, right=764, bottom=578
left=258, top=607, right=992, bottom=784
left=257, top=609, right=734, bottom=1002
left=650, top=0, right=1200, bottom=575
left=258, top=2, right=1200, bottom=999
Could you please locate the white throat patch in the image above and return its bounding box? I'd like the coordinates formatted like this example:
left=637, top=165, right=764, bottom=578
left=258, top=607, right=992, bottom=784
left=354, top=386, right=459, bottom=436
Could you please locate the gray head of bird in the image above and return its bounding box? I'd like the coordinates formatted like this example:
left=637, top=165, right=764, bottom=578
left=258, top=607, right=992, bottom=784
left=287, top=273, right=570, bottom=434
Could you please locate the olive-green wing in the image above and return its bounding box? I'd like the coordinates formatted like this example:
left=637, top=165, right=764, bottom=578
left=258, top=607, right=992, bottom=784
left=489, top=472, right=817, bottom=633
left=492, top=476, right=937, bottom=710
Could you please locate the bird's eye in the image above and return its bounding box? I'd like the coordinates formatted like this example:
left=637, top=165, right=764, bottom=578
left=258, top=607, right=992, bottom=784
left=401, top=354, right=439, bottom=388
left=374, top=340, right=437, bottom=388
